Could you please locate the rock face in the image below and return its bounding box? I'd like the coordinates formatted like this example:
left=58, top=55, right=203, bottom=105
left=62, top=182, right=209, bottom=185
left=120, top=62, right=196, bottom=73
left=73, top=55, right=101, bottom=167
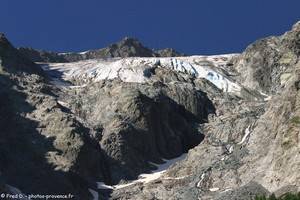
left=0, top=21, right=299, bottom=200
left=108, top=22, right=300, bottom=200
left=68, top=80, right=210, bottom=184
left=233, top=21, right=300, bottom=94
left=18, top=37, right=184, bottom=63
left=0, top=33, right=108, bottom=199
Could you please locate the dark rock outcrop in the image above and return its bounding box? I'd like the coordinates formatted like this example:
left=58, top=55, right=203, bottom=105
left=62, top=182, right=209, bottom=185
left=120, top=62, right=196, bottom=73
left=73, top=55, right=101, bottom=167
left=18, top=37, right=184, bottom=63
left=155, top=48, right=185, bottom=57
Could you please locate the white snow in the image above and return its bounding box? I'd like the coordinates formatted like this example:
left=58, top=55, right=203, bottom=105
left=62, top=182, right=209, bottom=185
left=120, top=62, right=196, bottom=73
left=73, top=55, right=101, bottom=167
left=260, top=91, right=271, bottom=101
left=97, top=182, right=113, bottom=190
left=196, top=172, right=206, bottom=188
left=159, top=56, right=241, bottom=93
left=88, top=189, right=98, bottom=200
left=42, top=54, right=242, bottom=95
left=229, top=145, right=234, bottom=153
left=221, top=188, right=232, bottom=193
left=238, top=125, right=251, bottom=145
left=97, top=153, right=187, bottom=190
left=209, top=187, right=220, bottom=192
left=79, top=50, right=90, bottom=55
left=138, top=153, right=187, bottom=183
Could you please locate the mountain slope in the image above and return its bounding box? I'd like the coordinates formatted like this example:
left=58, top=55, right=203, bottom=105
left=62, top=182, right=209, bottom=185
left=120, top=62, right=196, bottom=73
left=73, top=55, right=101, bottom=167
left=0, top=21, right=299, bottom=200
left=0, top=33, right=108, bottom=199
left=109, top=22, right=300, bottom=200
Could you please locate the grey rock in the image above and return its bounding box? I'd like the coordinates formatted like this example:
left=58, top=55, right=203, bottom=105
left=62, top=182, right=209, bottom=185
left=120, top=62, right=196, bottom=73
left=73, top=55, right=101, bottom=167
left=18, top=37, right=184, bottom=63
left=215, top=182, right=270, bottom=200
left=233, top=21, right=300, bottom=94
left=66, top=80, right=212, bottom=184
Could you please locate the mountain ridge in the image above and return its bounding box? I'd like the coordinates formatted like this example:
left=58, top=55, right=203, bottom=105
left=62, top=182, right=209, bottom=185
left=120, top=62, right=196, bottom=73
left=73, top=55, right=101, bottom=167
left=17, top=37, right=185, bottom=63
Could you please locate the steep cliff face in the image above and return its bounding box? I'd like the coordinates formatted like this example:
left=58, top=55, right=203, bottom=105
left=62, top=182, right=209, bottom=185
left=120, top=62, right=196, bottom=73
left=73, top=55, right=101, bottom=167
left=233, top=22, right=300, bottom=95
left=0, top=21, right=299, bottom=200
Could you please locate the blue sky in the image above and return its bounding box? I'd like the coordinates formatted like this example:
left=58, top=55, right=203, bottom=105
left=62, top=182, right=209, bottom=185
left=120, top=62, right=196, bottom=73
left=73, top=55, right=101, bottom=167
left=1, top=0, right=299, bottom=55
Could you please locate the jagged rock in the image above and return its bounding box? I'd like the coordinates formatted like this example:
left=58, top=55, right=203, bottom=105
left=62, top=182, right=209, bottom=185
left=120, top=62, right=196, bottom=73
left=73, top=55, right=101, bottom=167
left=18, top=37, right=184, bottom=63
left=155, top=48, right=185, bottom=57
left=233, top=21, right=300, bottom=94
left=0, top=33, right=44, bottom=75
left=18, top=47, right=67, bottom=63
left=214, top=182, right=270, bottom=200
left=65, top=80, right=211, bottom=184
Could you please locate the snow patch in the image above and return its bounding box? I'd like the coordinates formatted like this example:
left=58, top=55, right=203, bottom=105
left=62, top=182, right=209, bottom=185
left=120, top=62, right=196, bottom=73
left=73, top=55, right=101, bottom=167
left=260, top=91, right=271, bottom=101
left=97, top=182, right=114, bottom=190
left=97, top=153, right=187, bottom=190
left=221, top=188, right=232, bottom=193
left=238, top=125, right=251, bottom=145
left=79, top=50, right=90, bottom=55
left=209, top=187, right=220, bottom=192
left=196, top=172, right=206, bottom=188
left=138, top=153, right=187, bottom=183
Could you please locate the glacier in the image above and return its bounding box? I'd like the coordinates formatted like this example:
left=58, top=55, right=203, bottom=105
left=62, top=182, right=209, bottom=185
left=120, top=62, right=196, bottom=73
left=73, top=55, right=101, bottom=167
left=41, top=54, right=242, bottom=95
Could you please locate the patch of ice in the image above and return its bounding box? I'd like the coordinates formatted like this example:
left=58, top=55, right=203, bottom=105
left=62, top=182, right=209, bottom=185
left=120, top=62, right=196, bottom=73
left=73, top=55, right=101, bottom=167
left=221, top=188, right=232, bottom=193
left=229, top=145, right=234, bottom=153
left=196, top=172, right=206, bottom=188
left=97, top=182, right=113, bottom=190
left=162, top=175, right=187, bottom=180
left=260, top=91, right=271, bottom=101
left=209, top=187, right=220, bottom=192
left=238, top=125, right=251, bottom=145
left=79, top=50, right=89, bottom=55
left=113, top=182, right=137, bottom=190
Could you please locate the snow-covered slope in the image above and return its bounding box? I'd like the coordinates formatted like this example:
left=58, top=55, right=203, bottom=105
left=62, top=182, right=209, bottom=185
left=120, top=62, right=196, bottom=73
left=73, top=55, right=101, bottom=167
left=41, top=54, right=242, bottom=94
left=96, top=153, right=187, bottom=191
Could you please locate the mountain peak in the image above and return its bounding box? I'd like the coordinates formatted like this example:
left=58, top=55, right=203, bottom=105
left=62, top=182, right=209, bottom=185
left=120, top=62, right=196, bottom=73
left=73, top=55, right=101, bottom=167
left=116, top=37, right=146, bottom=48
left=120, top=36, right=141, bottom=43
left=0, top=33, right=12, bottom=49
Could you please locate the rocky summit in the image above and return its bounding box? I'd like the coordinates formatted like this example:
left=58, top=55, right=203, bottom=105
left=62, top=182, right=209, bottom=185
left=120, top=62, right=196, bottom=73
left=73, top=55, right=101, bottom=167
left=0, top=22, right=299, bottom=200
